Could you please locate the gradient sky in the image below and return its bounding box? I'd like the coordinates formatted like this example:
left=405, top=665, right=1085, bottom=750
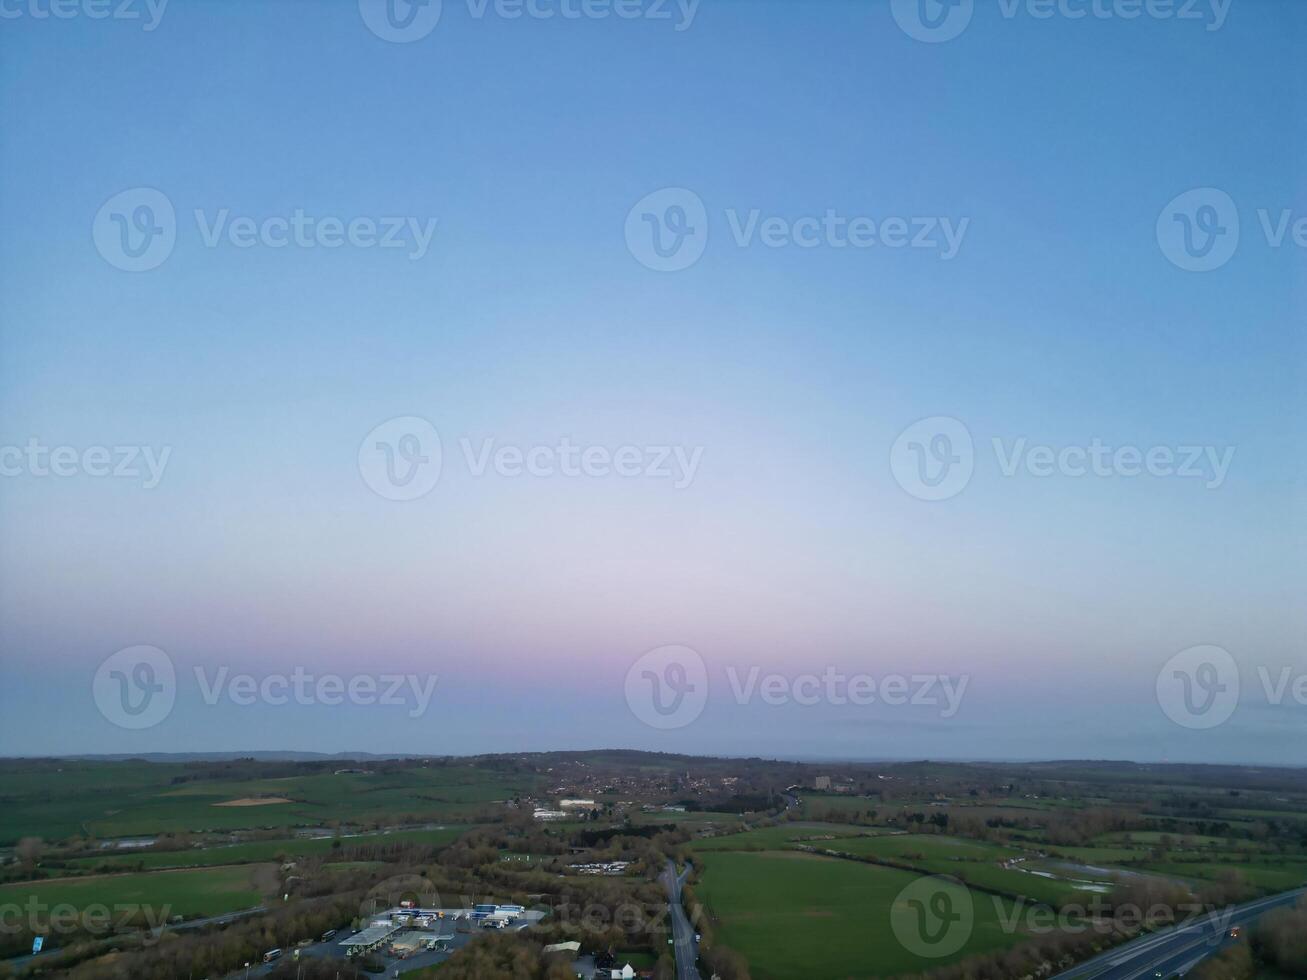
left=0, top=0, right=1303, bottom=764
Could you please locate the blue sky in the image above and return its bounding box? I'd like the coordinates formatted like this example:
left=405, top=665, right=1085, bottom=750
left=0, top=0, right=1303, bottom=763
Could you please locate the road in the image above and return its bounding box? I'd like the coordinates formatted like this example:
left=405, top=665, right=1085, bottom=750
left=660, top=860, right=701, bottom=980
left=6, top=905, right=268, bottom=970
left=1052, top=887, right=1305, bottom=980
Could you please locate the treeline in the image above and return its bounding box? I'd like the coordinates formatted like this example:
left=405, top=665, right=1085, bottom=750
left=893, top=924, right=1140, bottom=980
left=1183, top=899, right=1307, bottom=980
left=8, top=893, right=360, bottom=980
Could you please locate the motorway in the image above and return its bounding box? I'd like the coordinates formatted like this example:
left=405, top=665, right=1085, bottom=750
left=660, top=860, right=701, bottom=980
left=1052, top=887, right=1305, bottom=980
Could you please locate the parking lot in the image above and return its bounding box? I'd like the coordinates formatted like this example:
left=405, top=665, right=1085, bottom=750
left=229, top=908, right=548, bottom=977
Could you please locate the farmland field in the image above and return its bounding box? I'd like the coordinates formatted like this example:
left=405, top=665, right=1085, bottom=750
left=0, top=760, right=537, bottom=842
left=806, top=834, right=1103, bottom=905
left=694, top=850, right=1028, bottom=979
left=69, top=825, right=471, bottom=871
left=1139, top=860, right=1307, bottom=892
left=694, top=827, right=1120, bottom=906
left=691, top=823, right=887, bottom=852
left=0, top=864, right=271, bottom=921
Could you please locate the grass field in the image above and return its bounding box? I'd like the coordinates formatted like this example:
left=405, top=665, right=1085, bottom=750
left=805, top=834, right=1101, bottom=905
left=694, top=850, right=1027, bottom=979
left=690, top=823, right=883, bottom=852
left=68, top=825, right=470, bottom=871
left=1140, top=860, right=1307, bottom=892
left=694, top=828, right=1110, bottom=906
left=0, top=761, right=535, bottom=842
left=0, top=864, right=270, bottom=921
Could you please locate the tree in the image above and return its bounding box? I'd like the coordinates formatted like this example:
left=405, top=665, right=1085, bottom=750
left=15, top=837, right=44, bottom=871
left=1189, top=941, right=1253, bottom=980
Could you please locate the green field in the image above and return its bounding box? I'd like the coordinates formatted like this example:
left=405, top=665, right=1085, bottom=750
left=69, top=825, right=470, bottom=871
left=1043, top=845, right=1151, bottom=864
left=805, top=834, right=1102, bottom=905
left=0, top=864, right=269, bottom=921
left=691, top=823, right=883, bottom=852
left=819, top=834, right=1016, bottom=863
left=0, top=761, right=536, bottom=842
left=695, top=828, right=1111, bottom=906
left=1140, top=860, right=1307, bottom=891
left=694, top=851, right=1028, bottom=979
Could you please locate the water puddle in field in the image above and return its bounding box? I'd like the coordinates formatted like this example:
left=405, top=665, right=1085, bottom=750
left=1012, top=860, right=1117, bottom=892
